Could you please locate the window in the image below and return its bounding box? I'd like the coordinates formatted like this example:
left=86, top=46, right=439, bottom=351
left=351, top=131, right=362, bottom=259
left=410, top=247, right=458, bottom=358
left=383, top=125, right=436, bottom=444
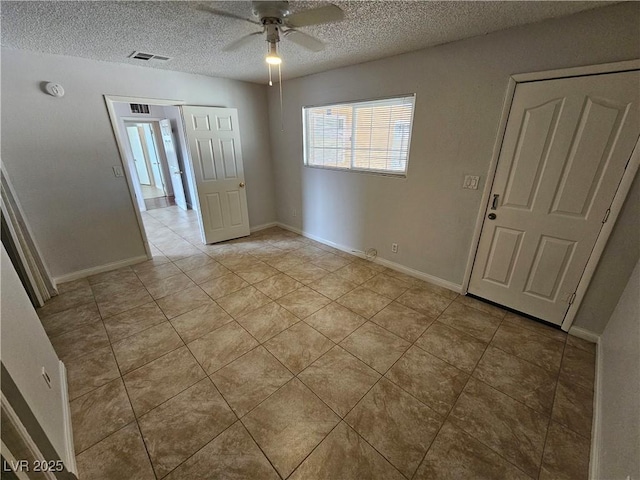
left=303, top=95, right=415, bottom=175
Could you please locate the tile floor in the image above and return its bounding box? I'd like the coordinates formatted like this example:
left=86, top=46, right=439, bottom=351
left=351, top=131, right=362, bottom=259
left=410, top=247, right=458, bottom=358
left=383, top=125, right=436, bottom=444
left=37, top=206, right=597, bottom=480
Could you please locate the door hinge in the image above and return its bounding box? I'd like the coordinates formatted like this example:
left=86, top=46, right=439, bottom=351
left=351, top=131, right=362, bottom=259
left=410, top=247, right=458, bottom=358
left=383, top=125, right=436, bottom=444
left=568, top=292, right=576, bottom=305
left=602, top=208, right=611, bottom=224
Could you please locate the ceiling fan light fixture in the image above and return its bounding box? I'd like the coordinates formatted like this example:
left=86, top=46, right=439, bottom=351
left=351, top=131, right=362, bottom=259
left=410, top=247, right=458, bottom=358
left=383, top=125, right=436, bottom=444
left=265, top=41, right=282, bottom=65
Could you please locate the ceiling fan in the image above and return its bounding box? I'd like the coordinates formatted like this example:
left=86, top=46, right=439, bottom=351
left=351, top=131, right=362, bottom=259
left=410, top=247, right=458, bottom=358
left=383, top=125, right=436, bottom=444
left=197, top=1, right=344, bottom=63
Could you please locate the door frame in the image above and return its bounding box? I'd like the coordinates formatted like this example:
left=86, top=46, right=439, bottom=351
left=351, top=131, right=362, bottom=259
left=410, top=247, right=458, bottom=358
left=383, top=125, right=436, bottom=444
left=104, top=95, right=186, bottom=259
left=461, top=59, right=640, bottom=332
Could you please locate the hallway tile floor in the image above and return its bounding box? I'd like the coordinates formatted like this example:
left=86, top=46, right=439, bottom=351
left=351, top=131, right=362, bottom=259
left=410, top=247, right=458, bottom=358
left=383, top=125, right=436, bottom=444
left=38, top=206, right=596, bottom=479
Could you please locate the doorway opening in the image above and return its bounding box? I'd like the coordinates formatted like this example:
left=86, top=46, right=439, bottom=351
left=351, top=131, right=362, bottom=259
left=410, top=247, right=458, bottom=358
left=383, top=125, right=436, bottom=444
left=105, top=96, right=203, bottom=258
left=124, top=121, right=174, bottom=211
left=105, top=96, right=252, bottom=259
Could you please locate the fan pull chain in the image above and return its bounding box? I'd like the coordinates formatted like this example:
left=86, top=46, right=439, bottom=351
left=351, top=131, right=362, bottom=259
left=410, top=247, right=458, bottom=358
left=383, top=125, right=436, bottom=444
left=278, top=63, right=284, bottom=131
left=268, top=64, right=273, bottom=86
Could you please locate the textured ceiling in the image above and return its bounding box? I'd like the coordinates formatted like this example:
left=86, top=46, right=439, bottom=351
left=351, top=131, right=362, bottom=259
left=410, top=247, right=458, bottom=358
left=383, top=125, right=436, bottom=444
left=1, top=1, right=613, bottom=84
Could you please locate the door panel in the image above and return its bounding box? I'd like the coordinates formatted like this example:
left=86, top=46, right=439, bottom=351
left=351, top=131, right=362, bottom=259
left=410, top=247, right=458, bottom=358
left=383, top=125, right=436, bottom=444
left=141, top=124, right=165, bottom=191
left=482, top=227, right=524, bottom=286
left=502, top=99, right=562, bottom=210
left=550, top=97, right=629, bottom=218
left=195, top=138, right=218, bottom=180
left=205, top=193, right=225, bottom=230
left=469, top=70, right=639, bottom=325
left=181, top=106, right=250, bottom=244
left=227, top=191, right=243, bottom=226
left=524, top=236, right=575, bottom=300
left=159, top=119, right=187, bottom=210
left=221, top=139, right=238, bottom=178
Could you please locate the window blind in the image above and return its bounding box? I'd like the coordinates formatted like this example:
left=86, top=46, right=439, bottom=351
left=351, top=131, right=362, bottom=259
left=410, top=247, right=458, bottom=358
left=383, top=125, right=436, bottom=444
left=303, top=95, right=415, bottom=175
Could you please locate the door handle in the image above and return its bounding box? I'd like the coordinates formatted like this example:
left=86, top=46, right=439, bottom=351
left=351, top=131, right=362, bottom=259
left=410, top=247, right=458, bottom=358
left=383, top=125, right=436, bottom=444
left=488, top=213, right=497, bottom=220
left=239, top=182, right=245, bottom=188
left=491, top=194, right=500, bottom=210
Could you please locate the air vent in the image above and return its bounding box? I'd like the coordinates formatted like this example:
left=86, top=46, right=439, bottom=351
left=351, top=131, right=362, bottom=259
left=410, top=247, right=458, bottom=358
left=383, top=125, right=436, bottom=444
left=130, top=104, right=150, bottom=114
left=129, top=51, right=172, bottom=62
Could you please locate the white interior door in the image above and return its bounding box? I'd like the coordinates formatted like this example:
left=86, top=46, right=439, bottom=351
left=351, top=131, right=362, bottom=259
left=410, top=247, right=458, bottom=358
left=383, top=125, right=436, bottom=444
left=181, top=106, right=250, bottom=243
left=126, top=126, right=151, bottom=185
left=159, top=119, right=187, bottom=210
left=469, top=70, right=639, bottom=325
left=141, top=124, right=165, bottom=191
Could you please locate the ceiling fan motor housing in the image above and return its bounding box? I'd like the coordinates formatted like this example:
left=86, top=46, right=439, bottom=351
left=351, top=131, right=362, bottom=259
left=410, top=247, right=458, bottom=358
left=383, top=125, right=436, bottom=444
left=252, top=1, right=290, bottom=20
left=263, top=19, right=282, bottom=43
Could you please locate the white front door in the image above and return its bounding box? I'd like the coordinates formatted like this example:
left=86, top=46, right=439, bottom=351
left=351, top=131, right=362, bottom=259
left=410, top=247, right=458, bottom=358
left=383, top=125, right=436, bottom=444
left=159, top=119, right=187, bottom=210
left=469, top=70, right=639, bottom=325
left=181, top=106, right=250, bottom=244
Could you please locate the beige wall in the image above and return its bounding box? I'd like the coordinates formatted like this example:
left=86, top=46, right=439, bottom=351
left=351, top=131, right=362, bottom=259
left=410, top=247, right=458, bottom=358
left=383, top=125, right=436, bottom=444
left=267, top=2, right=640, bottom=333
left=595, top=259, right=640, bottom=479
left=1, top=48, right=276, bottom=279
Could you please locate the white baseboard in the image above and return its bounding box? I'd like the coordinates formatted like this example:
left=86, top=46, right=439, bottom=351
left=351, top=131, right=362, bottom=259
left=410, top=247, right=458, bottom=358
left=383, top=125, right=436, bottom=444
left=568, top=325, right=600, bottom=344
left=374, top=256, right=464, bottom=293
left=53, top=255, right=149, bottom=284
left=589, top=339, right=603, bottom=480
left=58, top=361, right=77, bottom=475
left=250, top=222, right=278, bottom=233
left=276, top=222, right=463, bottom=294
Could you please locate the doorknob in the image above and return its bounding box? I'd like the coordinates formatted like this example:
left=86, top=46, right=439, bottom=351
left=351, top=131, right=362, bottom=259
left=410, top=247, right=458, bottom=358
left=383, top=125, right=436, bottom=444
left=239, top=182, right=245, bottom=188
left=488, top=213, right=497, bottom=220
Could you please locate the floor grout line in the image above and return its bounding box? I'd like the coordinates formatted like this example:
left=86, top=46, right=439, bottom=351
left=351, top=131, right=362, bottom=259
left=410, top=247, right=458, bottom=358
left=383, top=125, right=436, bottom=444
left=49, top=207, right=594, bottom=479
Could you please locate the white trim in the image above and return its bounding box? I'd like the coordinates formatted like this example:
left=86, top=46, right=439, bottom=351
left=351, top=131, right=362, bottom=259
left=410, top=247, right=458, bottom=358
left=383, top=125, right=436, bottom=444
left=568, top=326, right=600, bottom=344
left=374, top=256, right=464, bottom=293
left=103, top=95, right=186, bottom=107
left=561, top=136, right=640, bottom=331
left=103, top=95, right=187, bottom=261
left=590, top=340, right=603, bottom=480
left=53, top=254, right=148, bottom=283
left=58, top=361, right=77, bottom=475
left=462, top=60, right=640, bottom=332
left=1, top=439, right=31, bottom=480
left=277, top=222, right=463, bottom=293
left=511, top=59, right=640, bottom=83
left=1, top=163, right=58, bottom=302
left=250, top=222, right=278, bottom=233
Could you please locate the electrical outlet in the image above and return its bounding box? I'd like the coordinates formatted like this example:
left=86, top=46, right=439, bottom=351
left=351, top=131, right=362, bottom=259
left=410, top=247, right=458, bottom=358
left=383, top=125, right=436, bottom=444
left=292, top=208, right=297, bottom=218
left=112, top=165, right=124, bottom=178
left=391, top=243, right=398, bottom=253
left=463, top=175, right=480, bottom=190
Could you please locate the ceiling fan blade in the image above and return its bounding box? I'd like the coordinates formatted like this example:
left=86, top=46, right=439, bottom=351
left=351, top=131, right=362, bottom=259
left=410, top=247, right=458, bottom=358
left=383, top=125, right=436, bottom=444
left=284, top=29, right=324, bottom=52
left=196, top=4, right=261, bottom=26
left=223, top=31, right=263, bottom=52
left=284, top=4, right=344, bottom=28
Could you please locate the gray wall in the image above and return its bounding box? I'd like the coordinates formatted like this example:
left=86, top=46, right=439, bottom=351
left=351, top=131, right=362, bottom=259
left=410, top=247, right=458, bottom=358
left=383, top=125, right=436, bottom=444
left=596, top=259, right=640, bottom=479
left=1, top=48, right=276, bottom=279
left=266, top=3, right=640, bottom=332
left=1, top=245, right=72, bottom=469
left=575, top=173, right=639, bottom=334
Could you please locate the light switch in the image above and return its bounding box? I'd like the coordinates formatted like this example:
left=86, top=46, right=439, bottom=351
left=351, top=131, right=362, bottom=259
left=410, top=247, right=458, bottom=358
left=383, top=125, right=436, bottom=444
left=463, top=175, right=480, bottom=190
left=112, top=165, right=124, bottom=177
